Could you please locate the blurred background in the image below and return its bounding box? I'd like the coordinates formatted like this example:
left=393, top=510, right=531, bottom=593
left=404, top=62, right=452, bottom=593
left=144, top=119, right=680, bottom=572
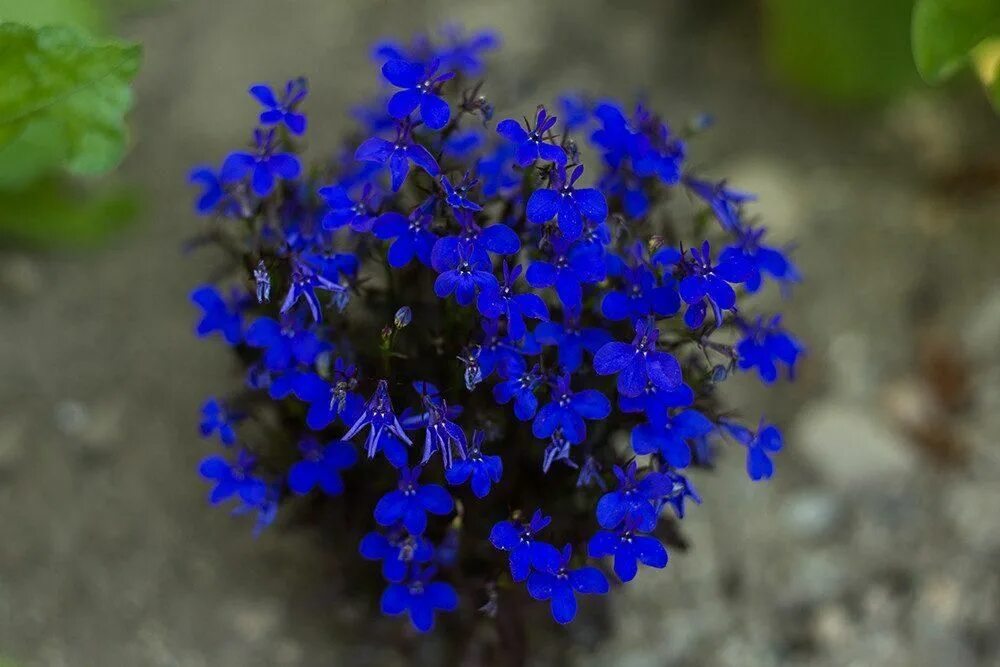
left=1, top=0, right=999, bottom=665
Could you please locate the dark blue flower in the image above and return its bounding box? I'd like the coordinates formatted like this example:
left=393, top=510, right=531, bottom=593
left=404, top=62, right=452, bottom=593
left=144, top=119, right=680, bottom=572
left=541, top=429, right=578, bottom=473
left=489, top=509, right=561, bottom=582
left=525, top=236, right=605, bottom=311
left=493, top=355, right=542, bottom=421
left=287, top=438, right=357, bottom=496
left=466, top=318, right=530, bottom=381
left=533, top=374, right=610, bottom=444
left=526, top=544, right=609, bottom=624
left=631, top=409, right=715, bottom=469
left=558, top=93, right=590, bottom=131
left=477, top=142, right=519, bottom=197
left=658, top=469, right=701, bottom=518
left=374, top=466, right=454, bottom=535
left=684, top=176, right=754, bottom=231
left=495, top=106, right=567, bottom=167
left=280, top=258, right=347, bottom=322
left=232, top=482, right=280, bottom=538
left=373, top=200, right=438, bottom=268
left=444, top=430, right=502, bottom=498
left=618, top=380, right=695, bottom=418
left=595, top=462, right=668, bottom=531
left=722, top=224, right=800, bottom=294
left=434, top=25, right=499, bottom=75
left=188, top=166, right=228, bottom=215
left=221, top=128, right=301, bottom=197
left=588, top=514, right=667, bottom=582
left=723, top=420, right=783, bottom=481
left=477, top=262, right=549, bottom=340
left=735, top=315, right=804, bottom=383
left=533, top=310, right=612, bottom=373
left=380, top=566, right=458, bottom=633
left=360, top=528, right=434, bottom=582
left=191, top=285, right=244, bottom=345
left=593, top=319, right=682, bottom=397
left=250, top=78, right=308, bottom=135
left=601, top=262, right=680, bottom=321
left=199, top=398, right=240, bottom=446
left=678, top=241, right=753, bottom=329
left=244, top=315, right=327, bottom=372
left=355, top=123, right=440, bottom=191
left=420, top=401, right=467, bottom=469
left=432, top=239, right=498, bottom=307
left=199, top=449, right=265, bottom=506
left=382, top=59, right=454, bottom=130
left=344, top=379, right=414, bottom=461
left=432, top=213, right=520, bottom=262
left=526, top=165, right=608, bottom=241
left=317, top=182, right=379, bottom=232
left=440, top=172, right=482, bottom=211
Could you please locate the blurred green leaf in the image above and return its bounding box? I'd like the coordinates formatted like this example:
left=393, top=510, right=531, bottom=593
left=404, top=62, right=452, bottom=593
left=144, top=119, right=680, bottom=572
left=0, top=0, right=104, bottom=32
left=912, top=0, right=1000, bottom=82
left=0, top=22, right=142, bottom=176
left=764, top=0, right=919, bottom=103
left=0, top=176, right=138, bottom=246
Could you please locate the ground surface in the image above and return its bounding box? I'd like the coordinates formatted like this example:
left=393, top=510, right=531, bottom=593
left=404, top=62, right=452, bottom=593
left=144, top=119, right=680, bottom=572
left=1, top=1, right=999, bottom=665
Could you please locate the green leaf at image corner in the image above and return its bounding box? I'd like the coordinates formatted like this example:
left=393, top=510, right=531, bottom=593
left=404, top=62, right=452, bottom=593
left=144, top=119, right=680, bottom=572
left=912, top=0, right=1000, bottom=83
left=0, top=21, right=142, bottom=176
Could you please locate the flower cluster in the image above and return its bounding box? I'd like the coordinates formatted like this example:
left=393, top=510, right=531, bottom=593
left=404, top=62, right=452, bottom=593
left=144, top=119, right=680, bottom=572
left=188, top=27, right=802, bottom=634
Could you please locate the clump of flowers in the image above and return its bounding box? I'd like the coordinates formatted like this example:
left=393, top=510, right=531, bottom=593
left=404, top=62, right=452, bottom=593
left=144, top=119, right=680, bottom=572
left=188, top=27, right=802, bottom=634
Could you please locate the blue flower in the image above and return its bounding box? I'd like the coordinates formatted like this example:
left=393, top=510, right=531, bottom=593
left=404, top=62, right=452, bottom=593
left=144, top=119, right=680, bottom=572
left=199, top=449, right=265, bottom=506
left=593, top=319, right=683, bottom=397
left=199, top=398, right=240, bottom=446
left=723, top=420, right=783, bottom=481
left=280, top=258, right=347, bottom=322
left=287, top=438, right=357, bottom=496
left=477, top=262, right=549, bottom=340
left=467, top=318, right=529, bottom=381
left=477, top=142, right=519, bottom=197
left=420, top=401, right=468, bottom=469
left=588, top=515, right=667, bottom=582
left=678, top=241, right=752, bottom=329
left=344, top=379, right=414, bottom=461
left=440, top=172, right=482, bottom=211
left=618, top=380, right=695, bottom=419
left=658, top=469, right=701, bottom=518
left=188, top=166, right=227, bottom=215
left=631, top=409, right=715, bottom=469
left=280, top=365, right=366, bottom=431
left=253, top=260, right=271, bottom=303
left=735, top=315, right=804, bottom=383
left=493, top=356, right=541, bottom=421
left=432, top=213, right=520, bottom=262
left=380, top=567, right=458, bottom=633
left=541, top=429, right=578, bottom=473
left=244, top=316, right=327, bottom=372
left=374, top=466, right=454, bottom=535
left=533, top=374, right=610, bottom=444
left=533, top=310, right=612, bottom=373
left=382, top=59, right=454, bottom=130
left=249, top=78, right=308, bottom=135
left=372, top=199, right=438, bottom=268
left=684, top=176, right=754, bottom=231
left=360, top=528, right=434, bottom=582
left=489, top=509, right=562, bottom=582
left=221, top=128, right=301, bottom=197
left=722, top=224, right=800, bottom=294
left=191, top=285, right=244, bottom=345
left=601, top=262, right=679, bottom=321
left=558, top=93, right=590, bottom=131
left=434, top=25, right=499, bottom=75
left=432, top=239, right=498, bottom=307
left=495, top=106, right=567, bottom=167
left=525, top=236, right=605, bottom=311
left=444, top=430, right=503, bottom=498
left=355, top=123, right=440, bottom=192
left=526, top=165, right=608, bottom=240
left=526, top=544, right=609, bottom=624
left=317, top=182, right=379, bottom=232
left=232, top=482, right=280, bottom=538
left=595, top=462, right=667, bottom=531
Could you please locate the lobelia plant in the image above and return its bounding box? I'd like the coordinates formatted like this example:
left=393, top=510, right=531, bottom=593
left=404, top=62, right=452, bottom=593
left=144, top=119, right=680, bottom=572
left=188, top=26, right=803, bottom=640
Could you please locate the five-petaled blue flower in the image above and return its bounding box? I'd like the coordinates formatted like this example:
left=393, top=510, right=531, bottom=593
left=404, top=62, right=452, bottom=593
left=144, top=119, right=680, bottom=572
left=631, top=409, right=715, bottom=469
left=588, top=514, right=667, bottom=582
left=444, top=430, right=502, bottom=498
left=477, top=262, right=549, bottom=340
left=735, top=315, right=803, bottom=383
left=199, top=449, right=265, bottom=506
left=380, top=566, right=458, bottom=633
left=191, top=285, right=244, bottom=345
left=489, top=509, right=562, bottom=582
left=441, top=172, right=482, bottom=211
left=221, top=128, right=301, bottom=197
left=420, top=401, right=468, bottom=469
left=495, top=106, right=567, bottom=167
left=280, top=259, right=347, bottom=322
left=355, top=123, right=440, bottom=192
left=723, top=420, right=783, bottom=481
left=344, top=379, right=414, bottom=461
left=433, top=239, right=498, bottom=307
left=532, top=374, right=611, bottom=444
left=287, top=438, right=357, bottom=496
left=678, top=241, right=752, bottom=329
left=534, top=310, right=611, bottom=373
left=382, top=59, right=454, bottom=130
left=595, top=462, right=667, bottom=531
left=360, top=528, right=434, bottom=582
left=250, top=78, right=308, bottom=135
left=374, top=465, right=454, bottom=535
left=525, top=236, right=605, bottom=311
left=526, top=544, right=609, bottom=624
left=244, top=315, right=326, bottom=372
left=318, top=182, right=379, bottom=232
left=372, top=199, right=438, bottom=268
left=593, top=319, right=682, bottom=397
left=493, top=356, right=542, bottom=421
left=527, top=164, right=608, bottom=240
left=200, top=398, right=240, bottom=446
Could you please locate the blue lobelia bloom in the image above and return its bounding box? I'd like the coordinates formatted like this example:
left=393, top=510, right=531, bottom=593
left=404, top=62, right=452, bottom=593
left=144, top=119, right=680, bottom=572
left=493, top=355, right=542, bottom=421
left=489, top=509, right=562, bottom=582
left=532, top=374, right=611, bottom=444
left=221, top=128, right=301, bottom=197
left=593, top=319, right=683, bottom=398
left=380, top=566, right=458, bottom=633
left=317, top=182, right=379, bottom=232
left=191, top=285, right=244, bottom=345
left=355, top=123, right=440, bottom=192
left=595, top=462, right=667, bottom=531
left=249, top=78, right=308, bottom=135
left=199, top=449, right=266, bottom=506
left=525, top=236, right=605, bottom=312
left=587, top=514, right=667, bottom=583
left=477, top=142, right=519, bottom=197
left=630, top=409, right=715, bottom=469
left=382, top=58, right=454, bottom=130
left=534, top=309, right=612, bottom=373
left=657, top=469, right=701, bottom=519
left=735, top=315, right=803, bottom=383
left=526, top=544, right=609, bottom=624
left=253, top=261, right=271, bottom=303
left=374, top=465, right=454, bottom=535
left=280, top=258, right=347, bottom=322
left=477, top=262, right=549, bottom=340
left=433, top=210, right=520, bottom=261
left=618, top=380, right=695, bottom=419
left=188, top=165, right=227, bottom=215
left=434, top=25, right=499, bottom=76
left=683, top=175, right=754, bottom=232
left=723, top=420, right=783, bottom=481
left=281, top=363, right=366, bottom=431
left=445, top=430, right=503, bottom=498
left=199, top=398, right=240, bottom=446
left=432, top=239, right=498, bottom=307
left=495, top=106, right=567, bottom=167
left=601, top=261, right=680, bottom=322
left=244, top=315, right=327, bottom=372
left=360, top=527, right=434, bottom=582
left=373, top=199, right=439, bottom=268
left=287, top=438, right=357, bottom=496
left=526, top=164, right=608, bottom=241
left=420, top=400, right=468, bottom=469
left=722, top=224, right=800, bottom=294
left=541, top=429, right=578, bottom=473
left=440, top=172, right=482, bottom=211
left=466, top=318, right=529, bottom=381
left=677, top=241, right=753, bottom=329
left=344, top=380, right=414, bottom=461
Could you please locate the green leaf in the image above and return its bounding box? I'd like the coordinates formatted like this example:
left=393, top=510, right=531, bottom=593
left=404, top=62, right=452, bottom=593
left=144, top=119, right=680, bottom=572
left=0, top=176, right=139, bottom=246
left=912, top=0, right=1000, bottom=83
left=0, top=22, right=141, bottom=177
left=0, top=0, right=104, bottom=32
